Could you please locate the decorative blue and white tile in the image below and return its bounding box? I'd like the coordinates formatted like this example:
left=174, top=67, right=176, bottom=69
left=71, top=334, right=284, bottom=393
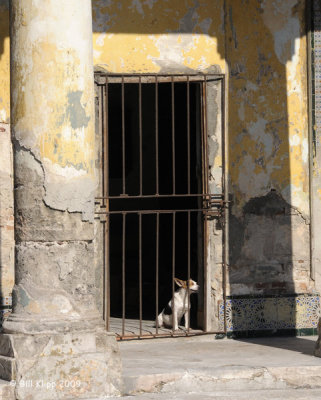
left=219, top=295, right=320, bottom=332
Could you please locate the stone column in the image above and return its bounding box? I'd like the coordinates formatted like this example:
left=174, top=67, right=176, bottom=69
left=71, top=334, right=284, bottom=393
left=0, top=1, right=122, bottom=399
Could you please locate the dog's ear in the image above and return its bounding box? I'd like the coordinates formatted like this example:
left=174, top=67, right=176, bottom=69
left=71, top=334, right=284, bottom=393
left=174, top=278, right=184, bottom=287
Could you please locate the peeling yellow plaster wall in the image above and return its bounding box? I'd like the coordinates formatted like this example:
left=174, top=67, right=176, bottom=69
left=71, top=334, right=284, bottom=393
left=0, top=0, right=310, bottom=216
left=92, top=0, right=225, bottom=73
left=0, top=1, right=10, bottom=123
left=92, top=0, right=309, bottom=217
left=226, top=0, right=309, bottom=215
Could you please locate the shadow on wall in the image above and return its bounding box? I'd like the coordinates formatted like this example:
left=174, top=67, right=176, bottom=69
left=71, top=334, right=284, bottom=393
left=0, top=0, right=8, bottom=57
left=92, top=0, right=313, bottom=336
left=0, top=0, right=12, bottom=329
left=0, top=0, right=313, bottom=334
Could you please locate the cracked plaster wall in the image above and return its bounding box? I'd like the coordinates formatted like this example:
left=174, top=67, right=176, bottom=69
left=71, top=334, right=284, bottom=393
left=0, top=0, right=314, bottom=316
left=91, top=0, right=312, bottom=300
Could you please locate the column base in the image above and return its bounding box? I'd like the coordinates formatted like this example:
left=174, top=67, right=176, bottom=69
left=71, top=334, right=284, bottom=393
left=0, top=329, right=123, bottom=399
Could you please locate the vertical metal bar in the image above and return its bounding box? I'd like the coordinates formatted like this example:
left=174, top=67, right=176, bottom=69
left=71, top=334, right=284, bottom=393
left=172, top=212, right=176, bottom=332
left=139, top=213, right=143, bottom=336
left=103, top=81, right=110, bottom=331
left=155, top=212, right=159, bottom=334
left=105, top=79, right=109, bottom=200
left=121, top=75, right=126, bottom=195
left=307, top=0, right=316, bottom=282
left=122, top=213, right=126, bottom=336
left=187, top=76, right=191, bottom=194
left=139, top=76, right=143, bottom=196
left=202, top=77, right=209, bottom=332
left=155, top=76, right=159, bottom=195
left=221, top=75, right=228, bottom=335
left=171, top=77, right=176, bottom=195
left=187, top=211, right=191, bottom=333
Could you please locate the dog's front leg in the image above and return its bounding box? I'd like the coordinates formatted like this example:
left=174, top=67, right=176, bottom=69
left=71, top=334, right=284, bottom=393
left=173, top=308, right=178, bottom=331
left=184, top=310, right=189, bottom=330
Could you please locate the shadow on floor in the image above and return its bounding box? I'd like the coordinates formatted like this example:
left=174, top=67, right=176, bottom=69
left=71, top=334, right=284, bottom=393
left=236, top=336, right=318, bottom=357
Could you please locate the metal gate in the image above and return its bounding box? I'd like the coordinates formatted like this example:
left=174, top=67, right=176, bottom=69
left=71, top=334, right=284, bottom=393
left=95, top=73, right=227, bottom=339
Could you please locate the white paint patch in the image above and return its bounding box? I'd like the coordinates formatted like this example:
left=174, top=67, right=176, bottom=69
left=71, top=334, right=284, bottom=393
left=0, top=109, right=7, bottom=123
left=286, top=37, right=302, bottom=97
left=96, top=33, right=107, bottom=47
left=43, top=158, right=87, bottom=179
left=93, top=50, right=102, bottom=61
left=290, top=133, right=301, bottom=146
left=61, top=125, right=72, bottom=141
left=196, top=55, right=208, bottom=70
left=149, top=33, right=210, bottom=71
left=302, top=138, right=308, bottom=164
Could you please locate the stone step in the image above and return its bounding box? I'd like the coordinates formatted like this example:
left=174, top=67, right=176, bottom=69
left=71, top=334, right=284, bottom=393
left=0, top=355, right=15, bottom=382
left=123, top=365, right=321, bottom=395
left=0, top=379, right=15, bottom=400
left=106, top=388, right=321, bottom=400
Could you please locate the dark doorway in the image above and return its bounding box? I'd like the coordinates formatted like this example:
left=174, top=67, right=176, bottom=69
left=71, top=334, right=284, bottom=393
left=96, top=75, right=214, bottom=339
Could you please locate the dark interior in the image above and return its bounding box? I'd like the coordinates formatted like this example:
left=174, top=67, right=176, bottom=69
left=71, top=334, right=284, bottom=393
left=108, top=81, right=204, bottom=328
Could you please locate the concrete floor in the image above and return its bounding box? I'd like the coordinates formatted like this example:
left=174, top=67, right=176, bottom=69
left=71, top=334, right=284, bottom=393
left=107, top=335, right=321, bottom=399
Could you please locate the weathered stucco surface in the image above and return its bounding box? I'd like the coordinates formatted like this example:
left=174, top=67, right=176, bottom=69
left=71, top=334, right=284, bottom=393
left=0, top=0, right=9, bottom=124
left=91, top=0, right=312, bottom=307
left=92, top=0, right=226, bottom=74
left=0, top=123, right=14, bottom=304
left=0, top=0, right=123, bottom=398
left=0, top=0, right=315, bottom=331
left=11, top=0, right=96, bottom=220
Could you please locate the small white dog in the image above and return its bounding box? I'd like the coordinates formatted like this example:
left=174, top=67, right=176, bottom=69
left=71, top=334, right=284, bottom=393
left=157, top=278, right=199, bottom=331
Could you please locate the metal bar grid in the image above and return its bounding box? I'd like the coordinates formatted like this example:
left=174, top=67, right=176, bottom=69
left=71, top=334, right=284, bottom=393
left=96, top=73, right=227, bottom=340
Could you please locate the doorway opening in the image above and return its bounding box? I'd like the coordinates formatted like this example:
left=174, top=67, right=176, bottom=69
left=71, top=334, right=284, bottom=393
left=95, top=74, right=224, bottom=339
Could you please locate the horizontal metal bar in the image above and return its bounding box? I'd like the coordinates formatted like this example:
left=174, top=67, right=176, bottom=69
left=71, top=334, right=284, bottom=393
left=96, top=193, right=225, bottom=199
left=116, top=331, right=226, bottom=340
left=95, top=74, right=224, bottom=85
left=95, top=208, right=222, bottom=215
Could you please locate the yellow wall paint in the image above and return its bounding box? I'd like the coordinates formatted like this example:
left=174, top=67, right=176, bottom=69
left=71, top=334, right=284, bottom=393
left=0, top=0, right=309, bottom=214
left=225, top=0, right=309, bottom=214
left=92, top=0, right=309, bottom=216
left=92, top=0, right=225, bottom=73
left=0, top=1, right=10, bottom=123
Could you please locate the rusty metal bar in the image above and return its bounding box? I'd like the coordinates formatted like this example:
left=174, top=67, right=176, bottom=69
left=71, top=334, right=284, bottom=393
left=95, top=73, right=224, bottom=84
left=121, top=75, right=126, bottom=195
left=95, top=73, right=227, bottom=340
left=187, top=76, right=191, bottom=194
left=103, top=80, right=111, bottom=331
left=139, top=76, right=143, bottom=196
left=172, top=212, right=176, bottom=332
left=171, top=76, right=176, bottom=195
left=155, top=75, right=159, bottom=195
left=139, top=213, right=143, bottom=336
left=122, top=213, right=126, bottom=336
left=155, top=212, right=159, bottom=335
left=96, top=208, right=222, bottom=215
left=116, top=330, right=225, bottom=341
left=203, top=76, right=210, bottom=332
left=187, top=211, right=191, bottom=333
left=221, top=75, right=228, bottom=335
left=96, top=193, right=225, bottom=200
